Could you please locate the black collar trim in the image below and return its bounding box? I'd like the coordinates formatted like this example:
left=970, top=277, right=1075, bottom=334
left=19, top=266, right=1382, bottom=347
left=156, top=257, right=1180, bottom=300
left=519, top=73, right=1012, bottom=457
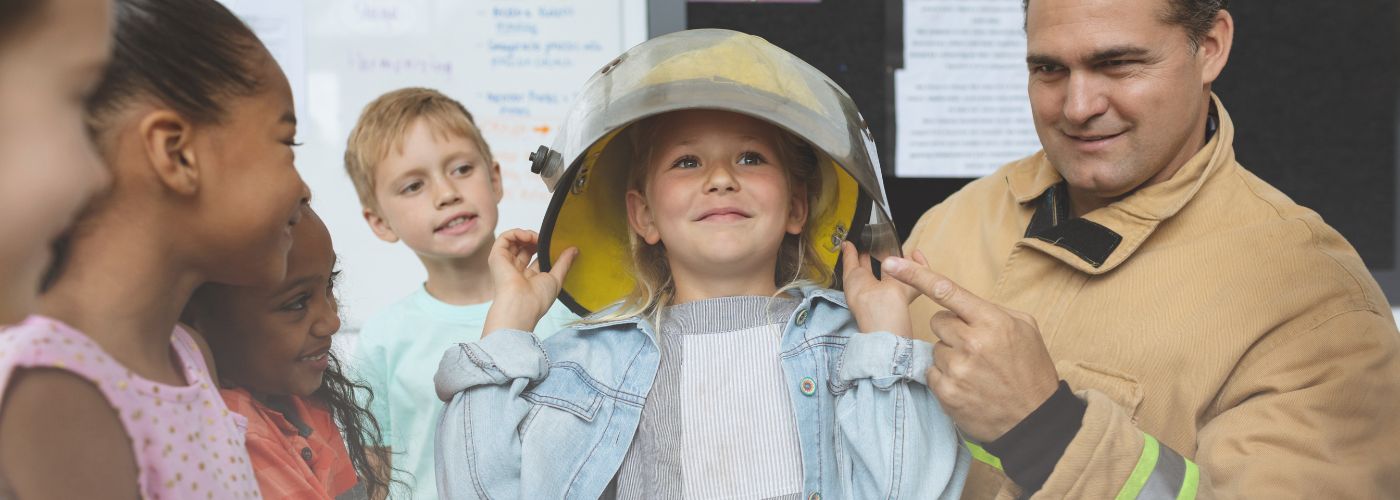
left=1024, top=183, right=1123, bottom=268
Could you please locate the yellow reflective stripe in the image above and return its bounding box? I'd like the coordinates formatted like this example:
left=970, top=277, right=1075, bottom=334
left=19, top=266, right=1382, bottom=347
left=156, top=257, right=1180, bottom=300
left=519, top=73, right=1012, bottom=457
left=964, top=440, right=1003, bottom=471
left=1116, top=434, right=1161, bottom=500
left=963, top=433, right=1198, bottom=499
left=1176, top=459, right=1199, bottom=500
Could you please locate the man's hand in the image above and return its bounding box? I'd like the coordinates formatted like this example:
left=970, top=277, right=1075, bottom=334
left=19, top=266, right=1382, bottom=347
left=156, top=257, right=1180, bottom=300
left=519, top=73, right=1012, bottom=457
left=840, top=242, right=920, bottom=337
left=883, top=253, right=1061, bottom=442
left=482, top=229, right=577, bottom=336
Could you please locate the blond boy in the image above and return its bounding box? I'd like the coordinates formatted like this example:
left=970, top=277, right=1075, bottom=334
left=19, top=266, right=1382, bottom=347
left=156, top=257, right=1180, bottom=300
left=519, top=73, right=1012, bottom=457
left=344, top=88, right=574, bottom=499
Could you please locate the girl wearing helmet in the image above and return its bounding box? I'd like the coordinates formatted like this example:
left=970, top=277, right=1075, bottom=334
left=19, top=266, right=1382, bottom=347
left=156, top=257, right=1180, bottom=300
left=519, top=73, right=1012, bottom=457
left=433, top=29, right=970, bottom=500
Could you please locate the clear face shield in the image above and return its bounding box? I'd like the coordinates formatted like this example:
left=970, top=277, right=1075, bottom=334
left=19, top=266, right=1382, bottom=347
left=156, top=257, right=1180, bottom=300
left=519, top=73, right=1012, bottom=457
left=530, top=29, right=900, bottom=315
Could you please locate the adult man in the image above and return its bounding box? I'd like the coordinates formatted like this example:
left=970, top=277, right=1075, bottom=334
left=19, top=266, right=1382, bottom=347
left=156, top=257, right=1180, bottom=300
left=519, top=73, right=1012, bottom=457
left=887, top=0, right=1400, bottom=497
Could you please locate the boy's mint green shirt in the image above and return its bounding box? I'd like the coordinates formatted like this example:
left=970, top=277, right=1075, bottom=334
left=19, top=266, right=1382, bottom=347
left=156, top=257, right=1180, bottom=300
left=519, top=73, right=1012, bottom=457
left=351, top=286, right=575, bottom=500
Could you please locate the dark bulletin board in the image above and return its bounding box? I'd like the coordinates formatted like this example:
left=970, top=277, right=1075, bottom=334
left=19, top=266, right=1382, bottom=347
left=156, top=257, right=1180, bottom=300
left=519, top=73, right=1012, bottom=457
left=688, top=0, right=1400, bottom=294
left=1213, top=2, right=1400, bottom=273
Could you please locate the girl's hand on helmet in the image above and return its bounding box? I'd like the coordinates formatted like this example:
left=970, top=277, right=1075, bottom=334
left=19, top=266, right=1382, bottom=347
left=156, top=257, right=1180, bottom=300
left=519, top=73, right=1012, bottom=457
left=482, top=229, right=578, bottom=337
left=840, top=241, right=922, bottom=338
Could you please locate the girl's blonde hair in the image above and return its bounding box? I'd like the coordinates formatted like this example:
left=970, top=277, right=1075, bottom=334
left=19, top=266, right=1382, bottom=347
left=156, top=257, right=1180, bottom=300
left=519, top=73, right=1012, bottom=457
left=587, top=113, right=836, bottom=325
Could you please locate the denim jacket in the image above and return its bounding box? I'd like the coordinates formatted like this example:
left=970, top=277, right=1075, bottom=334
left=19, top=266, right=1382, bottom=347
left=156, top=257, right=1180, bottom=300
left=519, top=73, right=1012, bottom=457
left=432, top=287, right=970, bottom=499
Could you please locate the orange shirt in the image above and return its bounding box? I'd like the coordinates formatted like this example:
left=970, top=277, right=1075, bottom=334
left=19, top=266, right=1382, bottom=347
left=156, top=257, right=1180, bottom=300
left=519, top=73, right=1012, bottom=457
left=222, top=388, right=361, bottom=499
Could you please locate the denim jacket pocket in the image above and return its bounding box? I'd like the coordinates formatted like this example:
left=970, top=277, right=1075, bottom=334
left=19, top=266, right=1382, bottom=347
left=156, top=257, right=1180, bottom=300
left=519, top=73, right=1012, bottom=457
left=522, top=362, right=605, bottom=421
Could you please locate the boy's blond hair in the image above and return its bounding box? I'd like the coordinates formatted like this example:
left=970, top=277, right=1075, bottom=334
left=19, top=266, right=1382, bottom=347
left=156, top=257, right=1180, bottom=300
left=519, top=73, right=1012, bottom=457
left=344, top=87, right=494, bottom=211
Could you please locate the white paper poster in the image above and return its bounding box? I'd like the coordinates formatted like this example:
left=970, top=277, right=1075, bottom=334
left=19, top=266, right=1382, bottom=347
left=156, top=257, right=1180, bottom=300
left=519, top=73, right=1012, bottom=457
left=897, top=0, right=1041, bottom=177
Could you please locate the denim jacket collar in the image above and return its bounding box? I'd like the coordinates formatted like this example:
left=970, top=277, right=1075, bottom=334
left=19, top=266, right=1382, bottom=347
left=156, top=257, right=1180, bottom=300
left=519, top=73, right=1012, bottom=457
left=569, top=285, right=850, bottom=338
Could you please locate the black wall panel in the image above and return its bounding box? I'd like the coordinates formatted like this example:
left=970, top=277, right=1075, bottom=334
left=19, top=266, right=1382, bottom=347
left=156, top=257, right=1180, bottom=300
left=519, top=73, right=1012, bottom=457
left=690, top=1, right=1400, bottom=277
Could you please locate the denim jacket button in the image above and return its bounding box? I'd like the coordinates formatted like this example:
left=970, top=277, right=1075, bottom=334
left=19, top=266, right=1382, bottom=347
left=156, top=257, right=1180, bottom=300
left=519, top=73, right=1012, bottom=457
left=800, top=377, right=816, bottom=396
left=795, top=308, right=809, bottom=326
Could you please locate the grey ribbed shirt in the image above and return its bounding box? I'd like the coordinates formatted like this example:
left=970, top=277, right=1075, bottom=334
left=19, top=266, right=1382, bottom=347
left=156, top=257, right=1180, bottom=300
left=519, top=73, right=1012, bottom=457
left=615, top=296, right=804, bottom=500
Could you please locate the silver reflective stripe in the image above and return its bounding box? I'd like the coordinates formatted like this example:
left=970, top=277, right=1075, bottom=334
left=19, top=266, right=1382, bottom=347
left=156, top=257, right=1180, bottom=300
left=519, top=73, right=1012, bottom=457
left=1117, top=434, right=1200, bottom=500
left=1138, top=442, right=1187, bottom=500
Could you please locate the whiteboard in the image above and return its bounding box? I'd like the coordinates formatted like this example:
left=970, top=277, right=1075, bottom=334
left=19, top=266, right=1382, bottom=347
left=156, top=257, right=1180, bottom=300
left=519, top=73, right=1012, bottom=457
left=221, top=0, right=649, bottom=330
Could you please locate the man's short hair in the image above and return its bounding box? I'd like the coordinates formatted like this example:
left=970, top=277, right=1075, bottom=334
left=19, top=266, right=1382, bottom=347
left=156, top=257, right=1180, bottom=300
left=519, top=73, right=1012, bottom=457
left=1024, top=0, right=1229, bottom=51
left=344, top=87, right=494, bottom=211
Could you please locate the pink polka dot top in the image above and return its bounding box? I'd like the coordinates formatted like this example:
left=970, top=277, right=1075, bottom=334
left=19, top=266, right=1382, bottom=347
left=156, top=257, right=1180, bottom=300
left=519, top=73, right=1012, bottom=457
left=0, top=316, right=262, bottom=499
